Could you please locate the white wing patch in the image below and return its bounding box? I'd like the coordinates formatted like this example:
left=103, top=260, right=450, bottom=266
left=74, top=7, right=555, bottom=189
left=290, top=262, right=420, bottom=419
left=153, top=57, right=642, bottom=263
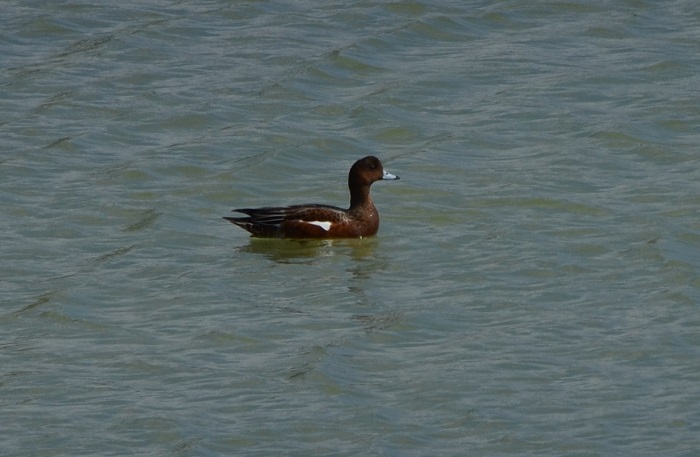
left=304, top=221, right=332, bottom=231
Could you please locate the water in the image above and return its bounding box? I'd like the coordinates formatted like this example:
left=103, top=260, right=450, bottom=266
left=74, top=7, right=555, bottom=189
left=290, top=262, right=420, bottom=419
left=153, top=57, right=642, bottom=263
left=2, top=1, right=699, bottom=455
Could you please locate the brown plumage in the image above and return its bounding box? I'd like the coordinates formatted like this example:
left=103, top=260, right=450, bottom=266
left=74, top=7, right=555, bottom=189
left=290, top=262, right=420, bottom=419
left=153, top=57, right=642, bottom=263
left=224, top=156, right=399, bottom=238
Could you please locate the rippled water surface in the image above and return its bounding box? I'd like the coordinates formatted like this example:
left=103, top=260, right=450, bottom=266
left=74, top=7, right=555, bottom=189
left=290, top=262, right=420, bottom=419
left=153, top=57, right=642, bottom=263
left=2, top=1, right=699, bottom=455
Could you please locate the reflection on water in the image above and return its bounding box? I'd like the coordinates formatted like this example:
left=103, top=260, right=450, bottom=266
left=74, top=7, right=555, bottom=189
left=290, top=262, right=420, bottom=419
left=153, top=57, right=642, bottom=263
left=234, top=237, right=379, bottom=263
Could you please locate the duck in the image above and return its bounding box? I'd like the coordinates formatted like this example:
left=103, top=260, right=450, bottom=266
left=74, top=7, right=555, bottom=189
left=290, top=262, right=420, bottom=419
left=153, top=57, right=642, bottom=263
left=224, top=156, right=399, bottom=238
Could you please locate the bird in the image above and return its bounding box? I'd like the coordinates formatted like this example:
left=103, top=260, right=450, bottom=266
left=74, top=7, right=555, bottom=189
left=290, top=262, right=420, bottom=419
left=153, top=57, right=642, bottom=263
left=224, top=155, right=399, bottom=238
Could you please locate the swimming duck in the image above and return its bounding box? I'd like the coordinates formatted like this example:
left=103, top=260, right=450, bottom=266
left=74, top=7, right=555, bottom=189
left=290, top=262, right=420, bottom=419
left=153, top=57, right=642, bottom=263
left=224, top=156, right=399, bottom=238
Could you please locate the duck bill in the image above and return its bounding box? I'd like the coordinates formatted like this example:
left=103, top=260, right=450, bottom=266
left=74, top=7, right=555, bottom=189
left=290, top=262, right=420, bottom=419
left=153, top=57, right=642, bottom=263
left=382, top=170, right=399, bottom=180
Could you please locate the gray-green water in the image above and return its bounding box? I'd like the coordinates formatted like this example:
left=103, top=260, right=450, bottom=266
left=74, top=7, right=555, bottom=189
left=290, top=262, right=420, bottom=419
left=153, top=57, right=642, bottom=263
left=2, top=1, right=699, bottom=456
